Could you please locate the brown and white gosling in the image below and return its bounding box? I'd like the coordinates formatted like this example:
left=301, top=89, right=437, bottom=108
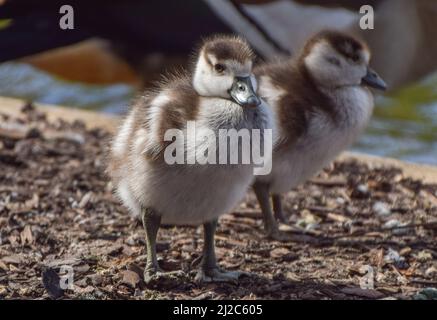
left=108, top=35, right=273, bottom=283
left=253, top=30, right=387, bottom=240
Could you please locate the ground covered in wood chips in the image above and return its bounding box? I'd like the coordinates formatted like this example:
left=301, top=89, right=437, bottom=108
left=0, top=105, right=436, bottom=300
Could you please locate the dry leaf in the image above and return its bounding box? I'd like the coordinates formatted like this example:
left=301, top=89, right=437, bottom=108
left=121, top=270, right=141, bottom=288
left=20, top=225, right=33, bottom=246
left=270, top=247, right=290, bottom=259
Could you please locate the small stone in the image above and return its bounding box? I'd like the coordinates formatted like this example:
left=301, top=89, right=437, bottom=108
left=336, top=197, right=346, bottom=205
left=78, top=192, right=93, bottom=209
left=414, top=288, right=437, bottom=300
left=89, top=273, right=103, bottom=286
left=384, top=248, right=404, bottom=263
left=416, top=250, right=433, bottom=262
left=383, top=219, right=401, bottom=229
left=382, top=220, right=409, bottom=235
left=75, top=264, right=90, bottom=273
left=134, top=289, right=144, bottom=297
left=296, top=210, right=320, bottom=230
left=352, top=184, right=370, bottom=198
left=373, top=202, right=391, bottom=216
left=126, top=235, right=137, bottom=246
left=379, top=247, right=409, bottom=270
left=425, top=267, right=437, bottom=278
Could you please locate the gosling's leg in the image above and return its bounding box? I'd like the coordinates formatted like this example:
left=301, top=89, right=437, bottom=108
left=253, top=182, right=292, bottom=241
left=272, top=194, right=287, bottom=223
left=142, top=207, right=184, bottom=286
left=195, top=219, right=248, bottom=283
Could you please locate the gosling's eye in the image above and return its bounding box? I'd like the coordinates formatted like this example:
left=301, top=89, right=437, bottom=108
left=326, top=56, right=340, bottom=66
left=351, top=54, right=360, bottom=63
left=214, top=64, right=226, bottom=73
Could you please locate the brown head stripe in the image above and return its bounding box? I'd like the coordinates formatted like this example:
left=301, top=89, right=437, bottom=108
left=201, top=34, right=255, bottom=65
left=302, top=30, right=368, bottom=62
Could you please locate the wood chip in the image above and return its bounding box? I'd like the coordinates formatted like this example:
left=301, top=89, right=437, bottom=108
left=2, top=255, right=23, bottom=265
left=341, top=287, right=385, bottom=299
left=270, top=247, right=290, bottom=259
left=309, top=177, right=347, bottom=187
left=120, top=270, right=141, bottom=288
left=20, top=225, right=33, bottom=246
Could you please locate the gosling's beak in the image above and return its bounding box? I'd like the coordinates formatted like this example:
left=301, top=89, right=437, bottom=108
left=362, top=67, right=387, bottom=91
left=228, top=76, right=261, bottom=107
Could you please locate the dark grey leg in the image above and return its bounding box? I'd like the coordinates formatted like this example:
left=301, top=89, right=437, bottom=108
left=272, top=194, right=287, bottom=223
left=200, top=219, right=218, bottom=271
left=195, top=219, right=249, bottom=283
left=142, top=207, right=161, bottom=275
left=253, top=182, right=292, bottom=241
left=142, top=207, right=185, bottom=286
left=253, top=182, right=279, bottom=234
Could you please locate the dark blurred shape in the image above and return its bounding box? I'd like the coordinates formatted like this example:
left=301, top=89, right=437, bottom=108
left=0, top=0, right=231, bottom=70
left=293, top=0, right=382, bottom=10
left=41, top=267, right=64, bottom=299
left=17, top=39, right=142, bottom=85
left=233, top=0, right=437, bottom=90
left=2, top=0, right=437, bottom=90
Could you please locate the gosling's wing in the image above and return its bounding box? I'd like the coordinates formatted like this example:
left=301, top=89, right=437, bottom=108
left=136, top=76, right=199, bottom=162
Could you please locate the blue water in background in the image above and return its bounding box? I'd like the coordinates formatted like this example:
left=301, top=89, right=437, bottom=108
left=0, top=62, right=436, bottom=165
left=0, top=62, right=134, bottom=114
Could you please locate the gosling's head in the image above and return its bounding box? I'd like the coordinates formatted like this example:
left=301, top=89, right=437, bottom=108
left=193, top=35, right=261, bottom=107
left=302, top=30, right=387, bottom=91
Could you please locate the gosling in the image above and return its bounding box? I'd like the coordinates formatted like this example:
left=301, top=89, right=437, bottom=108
left=253, top=30, right=386, bottom=240
left=108, top=35, right=273, bottom=283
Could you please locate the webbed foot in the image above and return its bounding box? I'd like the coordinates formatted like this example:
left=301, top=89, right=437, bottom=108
left=195, top=267, right=250, bottom=284
left=266, top=226, right=295, bottom=242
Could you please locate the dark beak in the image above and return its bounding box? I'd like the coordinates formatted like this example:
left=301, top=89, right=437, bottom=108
left=228, top=76, right=261, bottom=107
left=362, top=67, right=387, bottom=91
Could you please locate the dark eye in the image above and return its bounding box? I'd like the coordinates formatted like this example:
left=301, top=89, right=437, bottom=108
left=351, top=54, right=360, bottom=63
left=214, top=64, right=226, bottom=73
left=326, top=56, right=340, bottom=66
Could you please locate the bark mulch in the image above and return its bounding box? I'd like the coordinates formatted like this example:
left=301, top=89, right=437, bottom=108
left=0, top=104, right=436, bottom=300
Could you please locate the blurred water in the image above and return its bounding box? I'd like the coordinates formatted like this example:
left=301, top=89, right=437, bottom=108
left=0, top=62, right=436, bottom=165
left=354, top=74, right=437, bottom=164
left=0, top=62, right=135, bottom=113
